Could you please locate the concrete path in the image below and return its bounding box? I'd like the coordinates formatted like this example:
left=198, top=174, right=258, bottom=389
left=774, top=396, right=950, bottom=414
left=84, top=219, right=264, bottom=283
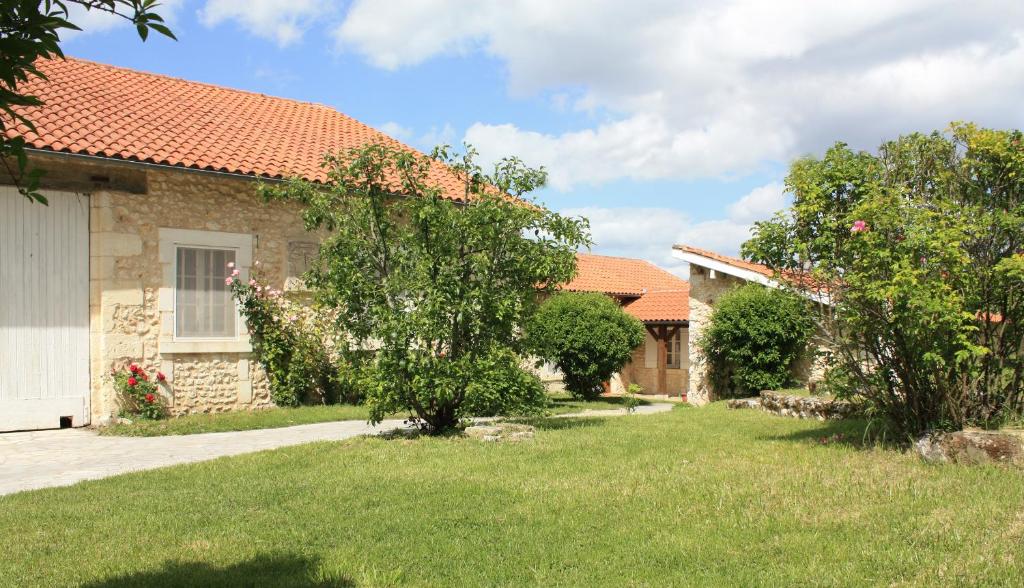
left=0, top=403, right=672, bottom=496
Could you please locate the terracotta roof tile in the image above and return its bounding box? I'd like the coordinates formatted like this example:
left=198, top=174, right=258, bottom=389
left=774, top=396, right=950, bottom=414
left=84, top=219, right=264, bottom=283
left=622, top=289, right=690, bottom=322
left=6, top=57, right=471, bottom=200
left=563, top=253, right=689, bottom=322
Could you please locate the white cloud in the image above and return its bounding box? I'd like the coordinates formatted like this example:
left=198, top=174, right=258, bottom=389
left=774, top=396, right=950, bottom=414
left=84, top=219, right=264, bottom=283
left=563, top=182, right=787, bottom=277
left=199, top=0, right=332, bottom=47
left=727, top=183, right=787, bottom=223
left=379, top=121, right=413, bottom=142
left=336, top=0, right=1024, bottom=189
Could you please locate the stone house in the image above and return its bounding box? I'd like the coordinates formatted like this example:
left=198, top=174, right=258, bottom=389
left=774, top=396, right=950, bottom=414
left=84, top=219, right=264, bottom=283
left=557, top=253, right=690, bottom=398
left=0, top=57, right=469, bottom=432
left=672, top=244, right=830, bottom=404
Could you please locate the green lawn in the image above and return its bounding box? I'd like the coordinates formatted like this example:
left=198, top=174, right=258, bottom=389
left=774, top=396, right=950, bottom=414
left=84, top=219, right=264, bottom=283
left=98, top=393, right=647, bottom=437
left=4, top=404, right=1023, bottom=586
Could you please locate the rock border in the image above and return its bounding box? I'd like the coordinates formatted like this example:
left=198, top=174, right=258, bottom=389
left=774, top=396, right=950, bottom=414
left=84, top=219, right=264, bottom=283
left=727, top=390, right=857, bottom=420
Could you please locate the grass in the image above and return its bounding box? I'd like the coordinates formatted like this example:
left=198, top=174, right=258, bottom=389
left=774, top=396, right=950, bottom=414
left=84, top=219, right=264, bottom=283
left=98, top=393, right=645, bottom=437
left=4, top=404, right=1024, bottom=586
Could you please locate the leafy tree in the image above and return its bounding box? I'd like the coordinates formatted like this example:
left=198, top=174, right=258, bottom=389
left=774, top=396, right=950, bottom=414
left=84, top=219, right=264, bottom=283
left=743, top=123, right=1024, bottom=437
left=262, top=144, right=590, bottom=433
left=2, top=0, right=175, bottom=203
left=697, top=283, right=813, bottom=397
left=526, top=292, right=645, bottom=400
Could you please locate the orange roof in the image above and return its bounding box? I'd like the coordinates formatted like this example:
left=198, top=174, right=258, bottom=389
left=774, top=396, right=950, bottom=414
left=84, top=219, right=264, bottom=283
left=565, top=253, right=689, bottom=297
left=5, top=57, right=470, bottom=200
left=622, top=289, right=690, bottom=322
left=564, top=253, right=689, bottom=322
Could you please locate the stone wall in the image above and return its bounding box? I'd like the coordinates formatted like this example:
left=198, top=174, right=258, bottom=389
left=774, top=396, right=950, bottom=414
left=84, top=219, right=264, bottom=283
left=727, top=391, right=857, bottom=420
left=686, top=265, right=746, bottom=405
left=49, top=154, right=317, bottom=421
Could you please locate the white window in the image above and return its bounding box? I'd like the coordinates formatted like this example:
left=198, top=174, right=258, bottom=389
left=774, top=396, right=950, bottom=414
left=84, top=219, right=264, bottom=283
left=175, top=247, right=236, bottom=338
left=158, top=228, right=253, bottom=354
left=666, top=329, right=683, bottom=369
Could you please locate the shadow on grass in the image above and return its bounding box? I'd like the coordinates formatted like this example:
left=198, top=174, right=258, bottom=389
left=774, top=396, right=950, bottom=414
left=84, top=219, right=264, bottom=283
left=756, top=417, right=905, bottom=450
left=82, top=554, right=352, bottom=587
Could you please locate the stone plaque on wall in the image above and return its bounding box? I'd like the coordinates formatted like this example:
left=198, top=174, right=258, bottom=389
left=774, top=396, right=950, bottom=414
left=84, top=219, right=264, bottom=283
left=285, top=241, right=318, bottom=291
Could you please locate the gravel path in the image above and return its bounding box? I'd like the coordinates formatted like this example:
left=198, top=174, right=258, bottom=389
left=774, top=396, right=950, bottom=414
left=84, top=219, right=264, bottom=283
left=0, top=403, right=673, bottom=496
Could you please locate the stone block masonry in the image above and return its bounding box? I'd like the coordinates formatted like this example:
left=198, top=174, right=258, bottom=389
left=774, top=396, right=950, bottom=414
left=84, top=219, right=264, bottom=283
left=39, top=151, right=319, bottom=422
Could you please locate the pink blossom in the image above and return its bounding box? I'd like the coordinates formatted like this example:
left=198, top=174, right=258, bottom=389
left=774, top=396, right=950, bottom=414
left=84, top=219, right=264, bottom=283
left=231, top=269, right=240, bottom=277
left=225, top=277, right=234, bottom=285
left=227, top=262, right=235, bottom=269
left=249, top=279, right=257, bottom=286
left=850, top=220, right=868, bottom=233
left=288, top=314, right=298, bottom=323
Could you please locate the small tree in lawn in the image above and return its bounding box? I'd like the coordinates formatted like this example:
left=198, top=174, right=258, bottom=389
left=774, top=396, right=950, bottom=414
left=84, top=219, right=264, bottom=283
left=697, top=283, right=814, bottom=398
left=526, top=292, right=645, bottom=400
left=262, top=144, right=590, bottom=433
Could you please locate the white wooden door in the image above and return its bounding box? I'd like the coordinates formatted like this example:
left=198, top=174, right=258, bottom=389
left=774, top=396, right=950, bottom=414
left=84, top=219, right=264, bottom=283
left=0, top=187, right=90, bottom=431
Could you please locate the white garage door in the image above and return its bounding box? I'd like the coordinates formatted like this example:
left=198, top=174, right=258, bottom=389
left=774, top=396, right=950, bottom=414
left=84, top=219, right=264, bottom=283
left=0, top=187, right=90, bottom=431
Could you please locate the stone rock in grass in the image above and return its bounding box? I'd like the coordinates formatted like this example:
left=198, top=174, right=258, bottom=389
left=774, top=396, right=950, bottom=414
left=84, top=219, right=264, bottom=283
left=464, top=423, right=535, bottom=442
left=727, top=398, right=761, bottom=410
left=915, top=429, right=1024, bottom=467
left=758, top=391, right=857, bottom=420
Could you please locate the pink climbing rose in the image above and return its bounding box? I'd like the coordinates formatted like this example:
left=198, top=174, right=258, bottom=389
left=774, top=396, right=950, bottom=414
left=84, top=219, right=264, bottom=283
left=227, top=261, right=235, bottom=269
left=225, top=277, right=234, bottom=286
left=850, top=220, right=868, bottom=233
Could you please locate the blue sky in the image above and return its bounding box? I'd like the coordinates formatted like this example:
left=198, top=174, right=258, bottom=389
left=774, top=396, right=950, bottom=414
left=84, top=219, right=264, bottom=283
left=63, top=0, right=1024, bottom=275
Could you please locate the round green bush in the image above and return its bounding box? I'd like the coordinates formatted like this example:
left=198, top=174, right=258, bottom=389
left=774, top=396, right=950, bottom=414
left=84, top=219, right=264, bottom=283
left=527, top=292, right=645, bottom=400
left=698, top=284, right=813, bottom=397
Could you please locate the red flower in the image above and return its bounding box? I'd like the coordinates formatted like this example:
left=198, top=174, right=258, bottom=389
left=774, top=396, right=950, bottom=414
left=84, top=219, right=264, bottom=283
left=140, top=371, right=149, bottom=381
left=145, top=393, right=155, bottom=403
left=127, top=376, right=138, bottom=387
left=129, top=363, right=139, bottom=373
left=156, top=371, right=166, bottom=382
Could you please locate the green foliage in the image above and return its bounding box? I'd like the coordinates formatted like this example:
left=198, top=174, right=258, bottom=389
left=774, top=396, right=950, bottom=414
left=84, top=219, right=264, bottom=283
left=461, top=348, right=547, bottom=418
left=1, top=0, right=175, bottom=203
left=228, top=267, right=360, bottom=407
left=262, top=143, right=590, bottom=433
left=623, top=383, right=643, bottom=413
left=111, top=362, right=166, bottom=420
left=526, top=292, right=645, bottom=400
left=698, top=284, right=814, bottom=397
left=744, top=122, right=1024, bottom=436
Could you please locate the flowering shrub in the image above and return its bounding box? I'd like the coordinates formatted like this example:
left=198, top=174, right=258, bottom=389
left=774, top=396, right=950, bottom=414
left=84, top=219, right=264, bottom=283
left=744, top=123, right=1024, bottom=437
left=112, top=363, right=166, bottom=420
left=227, top=262, right=359, bottom=407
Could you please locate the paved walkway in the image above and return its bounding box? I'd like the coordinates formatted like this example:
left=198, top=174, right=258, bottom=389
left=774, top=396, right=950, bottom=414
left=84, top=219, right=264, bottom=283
left=0, top=403, right=672, bottom=496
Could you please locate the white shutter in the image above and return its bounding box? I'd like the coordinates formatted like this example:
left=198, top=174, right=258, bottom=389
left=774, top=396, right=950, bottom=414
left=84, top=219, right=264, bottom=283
left=644, top=331, right=657, bottom=368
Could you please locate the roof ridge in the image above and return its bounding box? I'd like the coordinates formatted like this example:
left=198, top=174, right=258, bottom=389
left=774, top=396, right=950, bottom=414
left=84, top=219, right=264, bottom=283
left=60, top=56, right=341, bottom=113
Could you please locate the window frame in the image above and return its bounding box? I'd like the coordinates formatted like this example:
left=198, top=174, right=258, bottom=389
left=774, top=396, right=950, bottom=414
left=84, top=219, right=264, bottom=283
left=172, top=245, right=239, bottom=340
left=666, top=328, right=683, bottom=369
left=158, top=228, right=253, bottom=354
